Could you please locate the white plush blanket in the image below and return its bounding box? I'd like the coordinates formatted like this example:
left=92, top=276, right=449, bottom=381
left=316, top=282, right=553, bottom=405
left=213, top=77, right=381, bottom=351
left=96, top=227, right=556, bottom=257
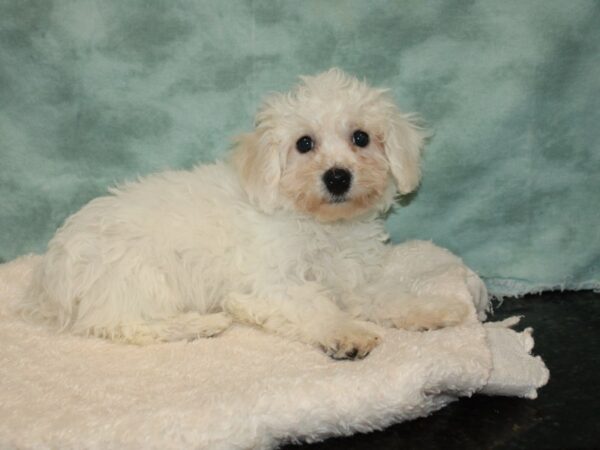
left=0, top=255, right=548, bottom=449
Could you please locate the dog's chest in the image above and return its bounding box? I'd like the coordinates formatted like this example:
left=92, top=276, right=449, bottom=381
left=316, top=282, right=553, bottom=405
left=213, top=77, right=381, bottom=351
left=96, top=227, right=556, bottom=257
left=249, top=217, right=388, bottom=288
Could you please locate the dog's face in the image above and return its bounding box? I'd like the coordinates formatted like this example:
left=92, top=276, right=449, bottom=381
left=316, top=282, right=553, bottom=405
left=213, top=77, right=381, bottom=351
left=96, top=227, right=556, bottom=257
left=232, top=69, right=425, bottom=222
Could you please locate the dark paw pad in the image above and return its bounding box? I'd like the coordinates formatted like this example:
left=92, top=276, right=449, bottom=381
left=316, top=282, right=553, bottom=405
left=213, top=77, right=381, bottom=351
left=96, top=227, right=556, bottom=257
left=328, top=346, right=367, bottom=361
left=345, top=348, right=358, bottom=359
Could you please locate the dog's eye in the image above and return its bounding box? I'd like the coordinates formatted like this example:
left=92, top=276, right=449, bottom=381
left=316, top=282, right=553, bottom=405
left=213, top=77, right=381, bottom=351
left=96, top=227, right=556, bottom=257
left=296, top=135, right=315, bottom=154
left=352, top=130, right=370, bottom=148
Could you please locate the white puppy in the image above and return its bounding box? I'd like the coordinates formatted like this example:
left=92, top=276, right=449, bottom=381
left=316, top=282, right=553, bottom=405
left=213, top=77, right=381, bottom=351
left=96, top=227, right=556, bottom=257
left=20, top=69, right=487, bottom=359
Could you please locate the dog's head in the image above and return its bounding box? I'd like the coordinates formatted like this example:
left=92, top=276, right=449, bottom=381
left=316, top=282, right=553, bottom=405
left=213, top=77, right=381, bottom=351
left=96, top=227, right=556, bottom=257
left=232, top=68, right=426, bottom=222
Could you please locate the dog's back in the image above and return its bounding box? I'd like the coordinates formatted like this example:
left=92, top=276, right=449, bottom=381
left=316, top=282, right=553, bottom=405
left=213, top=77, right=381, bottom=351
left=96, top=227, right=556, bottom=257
left=18, top=162, right=244, bottom=342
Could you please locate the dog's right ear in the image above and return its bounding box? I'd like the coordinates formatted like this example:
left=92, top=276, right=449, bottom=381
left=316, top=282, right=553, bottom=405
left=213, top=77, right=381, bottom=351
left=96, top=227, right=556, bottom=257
left=231, top=130, right=283, bottom=213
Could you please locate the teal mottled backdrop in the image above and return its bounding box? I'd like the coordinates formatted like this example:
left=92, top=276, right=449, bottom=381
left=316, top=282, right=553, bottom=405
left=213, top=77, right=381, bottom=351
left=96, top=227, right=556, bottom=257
left=1, top=0, right=599, bottom=295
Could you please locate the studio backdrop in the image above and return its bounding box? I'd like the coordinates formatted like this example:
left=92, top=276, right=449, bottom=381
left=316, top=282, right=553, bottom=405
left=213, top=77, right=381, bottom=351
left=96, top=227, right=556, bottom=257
left=1, top=0, right=598, bottom=296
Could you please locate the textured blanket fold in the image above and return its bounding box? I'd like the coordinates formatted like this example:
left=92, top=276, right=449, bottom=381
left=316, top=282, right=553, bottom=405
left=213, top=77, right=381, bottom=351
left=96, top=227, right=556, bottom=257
left=0, top=256, right=548, bottom=449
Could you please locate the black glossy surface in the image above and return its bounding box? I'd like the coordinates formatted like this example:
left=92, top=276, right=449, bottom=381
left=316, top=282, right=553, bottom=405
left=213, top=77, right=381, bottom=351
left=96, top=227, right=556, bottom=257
left=283, top=291, right=600, bottom=450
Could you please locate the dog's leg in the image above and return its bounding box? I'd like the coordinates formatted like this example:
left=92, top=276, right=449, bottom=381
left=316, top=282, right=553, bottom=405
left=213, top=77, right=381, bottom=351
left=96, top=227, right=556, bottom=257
left=78, top=312, right=232, bottom=345
left=223, top=285, right=381, bottom=360
left=358, top=293, right=472, bottom=331
left=350, top=240, right=486, bottom=331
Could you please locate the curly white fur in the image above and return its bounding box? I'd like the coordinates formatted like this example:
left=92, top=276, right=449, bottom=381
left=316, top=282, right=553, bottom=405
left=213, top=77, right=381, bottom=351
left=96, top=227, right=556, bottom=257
left=18, top=69, right=487, bottom=359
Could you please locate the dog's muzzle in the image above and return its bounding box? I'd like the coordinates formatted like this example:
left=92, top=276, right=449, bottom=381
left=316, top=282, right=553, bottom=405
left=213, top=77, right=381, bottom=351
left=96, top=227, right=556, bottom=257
left=322, top=167, right=352, bottom=198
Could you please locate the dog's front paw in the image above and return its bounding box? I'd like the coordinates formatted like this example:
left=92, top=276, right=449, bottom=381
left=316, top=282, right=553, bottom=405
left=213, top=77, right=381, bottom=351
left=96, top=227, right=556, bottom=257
left=320, top=321, right=381, bottom=360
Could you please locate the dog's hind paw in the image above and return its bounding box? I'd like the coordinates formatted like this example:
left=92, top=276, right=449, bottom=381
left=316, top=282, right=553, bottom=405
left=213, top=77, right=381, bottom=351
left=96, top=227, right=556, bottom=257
left=164, top=312, right=233, bottom=341
left=106, top=312, right=233, bottom=345
left=390, top=299, right=470, bottom=331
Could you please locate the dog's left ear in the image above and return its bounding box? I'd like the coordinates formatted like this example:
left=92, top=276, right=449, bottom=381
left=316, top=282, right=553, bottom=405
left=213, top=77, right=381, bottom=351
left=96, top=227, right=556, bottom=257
left=381, top=109, right=427, bottom=194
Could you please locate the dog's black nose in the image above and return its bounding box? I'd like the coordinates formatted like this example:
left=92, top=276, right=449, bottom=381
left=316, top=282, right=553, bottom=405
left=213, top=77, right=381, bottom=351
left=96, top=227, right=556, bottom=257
left=322, top=167, right=352, bottom=196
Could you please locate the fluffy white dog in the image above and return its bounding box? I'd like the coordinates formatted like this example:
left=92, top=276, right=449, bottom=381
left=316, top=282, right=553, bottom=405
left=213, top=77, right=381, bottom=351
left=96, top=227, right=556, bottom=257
left=20, top=69, right=487, bottom=360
